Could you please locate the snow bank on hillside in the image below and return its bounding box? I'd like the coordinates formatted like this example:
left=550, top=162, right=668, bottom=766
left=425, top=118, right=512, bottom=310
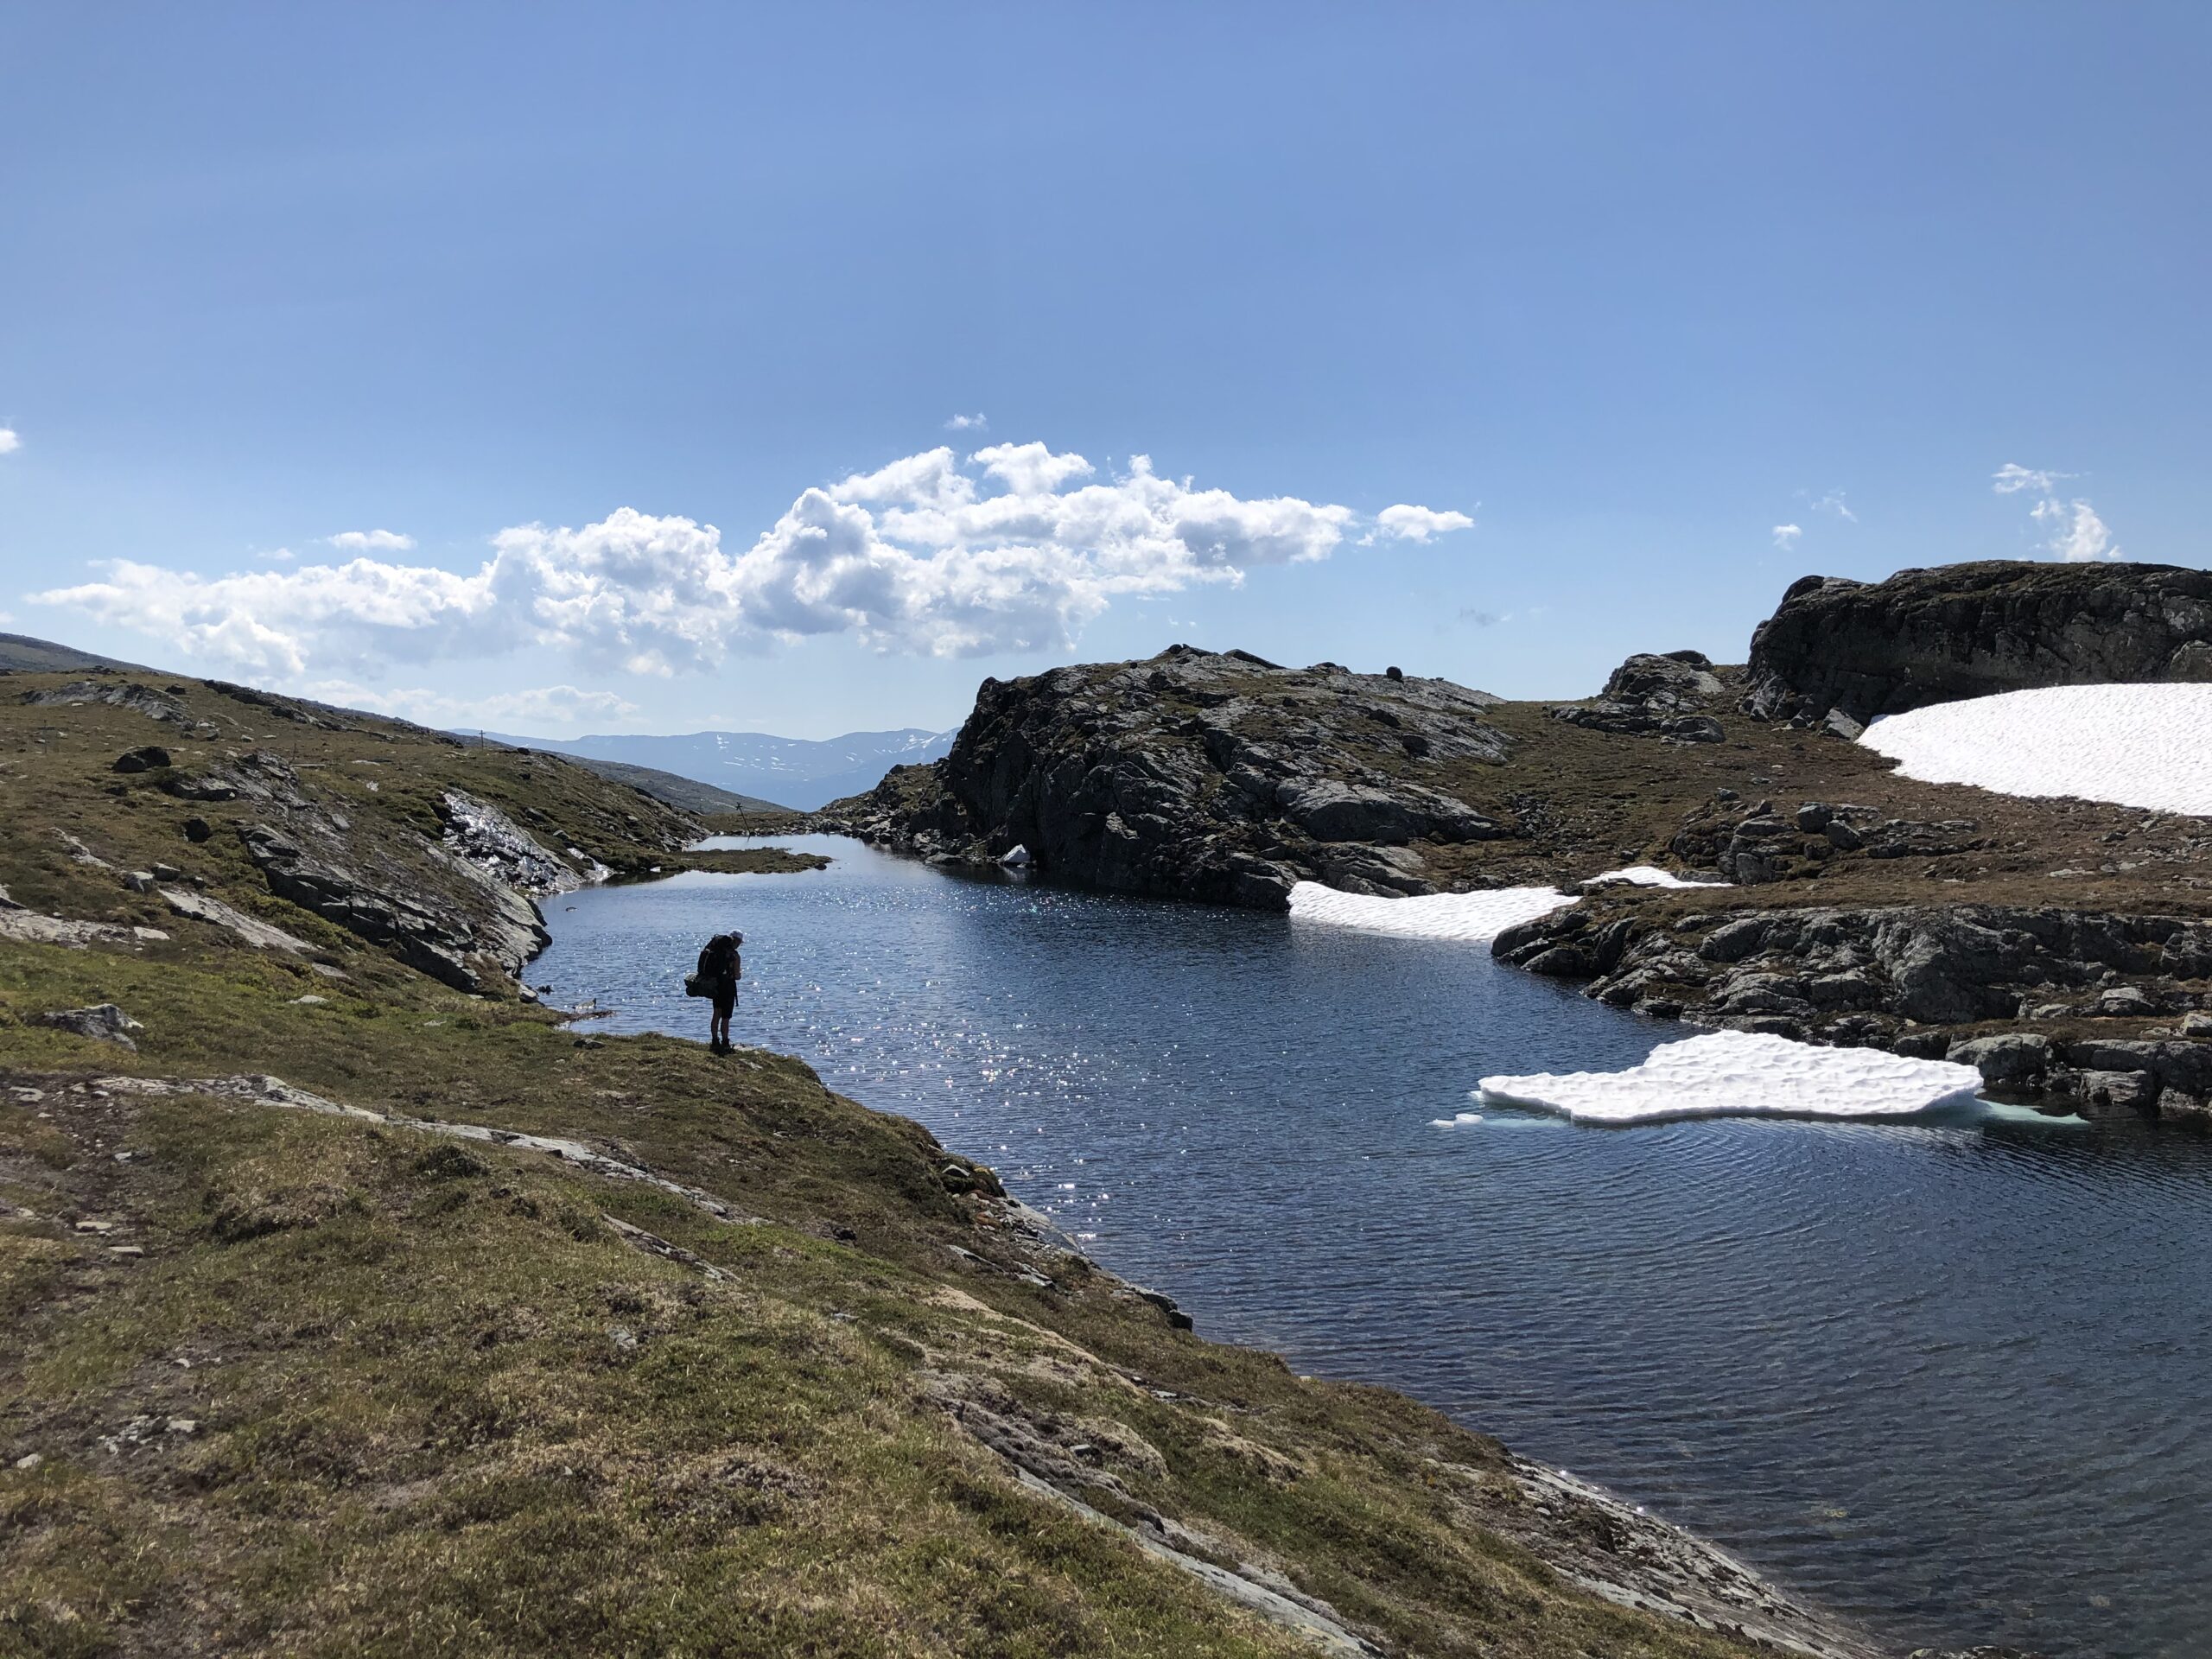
left=1476, top=1029, right=1985, bottom=1125
left=1287, top=864, right=1722, bottom=943
left=1861, top=683, right=2212, bottom=817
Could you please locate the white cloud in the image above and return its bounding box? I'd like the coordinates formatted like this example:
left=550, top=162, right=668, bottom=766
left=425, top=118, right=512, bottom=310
left=0, top=428, right=19, bottom=455
left=1771, top=523, right=1803, bottom=550
left=2044, top=499, right=2119, bottom=563
left=30, top=442, right=1459, bottom=674
left=1371, top=504, right=1476, bottom=543
left=1993, top=462, right=2069, bottom=495
left=312, top=681, right=641, bottom=730
left=969, top=441, right=1095, bottom=497
left=327, top=529, right=416, bottom=552
left=1993, top=463, right=2118, bottom=562
left=1806, top=489, right=1856, bottom=523
left=944, top=412, right=988, bottom=431
left=258, top=547, right=296, bottom=563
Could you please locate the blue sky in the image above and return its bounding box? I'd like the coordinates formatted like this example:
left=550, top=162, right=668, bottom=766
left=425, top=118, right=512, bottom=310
left=2, top=3, right=2206, bottom=738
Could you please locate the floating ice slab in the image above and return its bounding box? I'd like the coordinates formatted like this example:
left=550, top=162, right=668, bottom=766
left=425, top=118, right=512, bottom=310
left=1861, top=683, right=2212, bottom=817
left=1287, top=880, right=1575, bottom=942
left=1477, top=1029, right=1986, bottom=1125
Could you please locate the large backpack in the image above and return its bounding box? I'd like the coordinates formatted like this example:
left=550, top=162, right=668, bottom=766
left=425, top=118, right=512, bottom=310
left=686, top=932, right=742, bottom=997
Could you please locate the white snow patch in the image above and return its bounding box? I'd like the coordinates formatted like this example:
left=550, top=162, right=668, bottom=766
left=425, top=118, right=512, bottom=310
left=1860, top=683, right=2212, bottom=818
left=1287, top=880, right=1574, bottom=942
left=1583, top=865, right=1726, bottom=889
left=1287, top=864, right=1723, bottom=943
left=1477, top=1029, right=1985, bottom=1125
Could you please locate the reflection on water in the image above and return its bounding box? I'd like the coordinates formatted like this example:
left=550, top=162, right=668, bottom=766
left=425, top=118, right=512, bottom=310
left=533, top=836, right=2212, bottom=1658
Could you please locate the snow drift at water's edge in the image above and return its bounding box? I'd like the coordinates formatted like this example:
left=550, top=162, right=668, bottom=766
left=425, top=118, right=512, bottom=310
left=1287, top=867, right=1720, bottom=943
left=1477, top=1029, right=1986, bottom=1125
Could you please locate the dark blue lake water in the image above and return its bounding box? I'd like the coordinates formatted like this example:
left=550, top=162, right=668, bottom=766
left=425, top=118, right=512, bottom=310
left=534, top=836, right=2212, bottom=1658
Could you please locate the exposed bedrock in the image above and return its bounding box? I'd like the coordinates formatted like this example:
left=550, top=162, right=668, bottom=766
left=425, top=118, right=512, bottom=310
left=817, top=645, right=1519, bottom=906
left=1491, top=902, right=2212, bottom=1123
left=1548, top=649, right=1729, bottom=743
left=1745, top=559, right=2212, bottom=724
left=219, top=758, right=597, bottom=992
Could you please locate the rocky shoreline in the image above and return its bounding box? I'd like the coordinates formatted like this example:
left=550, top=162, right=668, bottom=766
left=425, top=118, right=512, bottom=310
left=820, top=559, right=2212, bottom=1134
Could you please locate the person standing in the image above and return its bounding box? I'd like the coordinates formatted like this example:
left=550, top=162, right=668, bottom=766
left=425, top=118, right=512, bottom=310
left=696, top=930, right=741, bottom=1053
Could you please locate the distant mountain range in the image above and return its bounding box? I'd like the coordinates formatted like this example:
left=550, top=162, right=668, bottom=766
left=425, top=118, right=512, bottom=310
left=474, top=727, right=957, bottom=812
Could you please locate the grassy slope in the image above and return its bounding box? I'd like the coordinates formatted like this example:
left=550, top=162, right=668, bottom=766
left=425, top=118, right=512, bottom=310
left=0, top=669, right=1801, bottom=1659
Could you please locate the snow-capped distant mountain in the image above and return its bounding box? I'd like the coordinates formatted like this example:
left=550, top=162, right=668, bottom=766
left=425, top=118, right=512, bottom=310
left=474, top=727, right=957, bottom=811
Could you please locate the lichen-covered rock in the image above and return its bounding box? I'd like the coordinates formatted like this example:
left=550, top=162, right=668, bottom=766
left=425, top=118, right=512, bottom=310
left=238, top=817, right=547, bottom=994
left=817, top=646, right=1516, bottom=907
left=38, top=1003, right=144, bottom=1049
left=1745, top=560, right=2212, bottom=722
left=1548, top=650, right=1729, bottom=743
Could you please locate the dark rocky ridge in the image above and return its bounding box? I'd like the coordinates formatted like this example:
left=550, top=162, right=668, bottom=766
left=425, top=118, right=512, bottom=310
left=1747, top=559, right=2212, bottom=723
left=1548, top=650, right=1730, bottom=743
left=823, top=645, right=1521, bottom=906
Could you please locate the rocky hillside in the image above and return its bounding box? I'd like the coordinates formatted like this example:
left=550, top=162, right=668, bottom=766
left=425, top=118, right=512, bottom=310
left=822, top=563, right=2212, bottom=1131
left=823, top=645, right=1590, bottom=906
left=1746, top=559, right=2212, bottom=723
left=1, top=672, right=1885, bottom=1652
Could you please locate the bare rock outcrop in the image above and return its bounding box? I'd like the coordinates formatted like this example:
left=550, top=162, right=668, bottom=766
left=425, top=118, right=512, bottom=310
left=817, top=646, right=1516, bottom=906
left=1745, top=560, right=2212, bottom=724
left=1548, top=650, right=1728, bottom=743
left=238, top=821, right=545, bottom=993
left=37, top=1004, right=144, bottom=1049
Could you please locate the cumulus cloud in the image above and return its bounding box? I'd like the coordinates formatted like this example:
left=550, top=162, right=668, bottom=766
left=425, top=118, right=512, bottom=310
left=314, top=681, right=642, bottom=730
left=945, top=412, right=988, bottom=431
left=328, top=528, right=416, bottom=552
left=0, top=428, right=19, bottom=455
left=30, top=442, right=1465, bottom=676
left=1371, top=504, right=1477, bottom=543
left=1994, top=462, right=2119, bottom=562
left=1772, top=523, right=1803, bottom=550
left=2037, top=497, right=2119, bottom=563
